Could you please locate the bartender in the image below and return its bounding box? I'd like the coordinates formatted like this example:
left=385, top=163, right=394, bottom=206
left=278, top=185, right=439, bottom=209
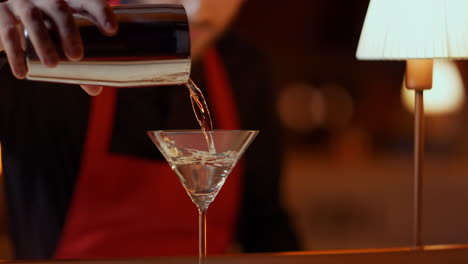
left=0, top=0, right=299, bottom=259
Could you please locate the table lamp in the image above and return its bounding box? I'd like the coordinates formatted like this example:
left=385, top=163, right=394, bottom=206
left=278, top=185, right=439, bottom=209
left=356, top=0, right=468, bottom=249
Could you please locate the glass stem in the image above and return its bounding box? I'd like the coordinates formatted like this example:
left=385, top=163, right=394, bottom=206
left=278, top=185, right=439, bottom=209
left=198, top=207, right=208, bottom=264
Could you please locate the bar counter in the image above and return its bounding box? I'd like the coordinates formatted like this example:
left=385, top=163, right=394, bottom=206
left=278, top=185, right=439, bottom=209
left=5, top=245, right=468, bottom=264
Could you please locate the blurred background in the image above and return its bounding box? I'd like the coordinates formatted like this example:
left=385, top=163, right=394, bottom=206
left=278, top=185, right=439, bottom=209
left=1, top=0, right=468, bottom=257
left=233, top=0, right=468, bottom=251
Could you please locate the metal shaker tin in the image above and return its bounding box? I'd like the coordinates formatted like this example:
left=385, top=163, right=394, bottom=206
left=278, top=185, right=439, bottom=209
left=25, top=4, right=191, bottom=87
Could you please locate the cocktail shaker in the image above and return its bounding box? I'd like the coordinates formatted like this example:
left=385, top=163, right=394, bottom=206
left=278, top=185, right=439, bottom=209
left=25, top=4, right=191, bottom=87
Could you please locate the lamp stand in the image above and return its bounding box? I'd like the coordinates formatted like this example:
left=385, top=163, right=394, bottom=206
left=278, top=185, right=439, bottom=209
left=405, top=59, right=433, bottom=249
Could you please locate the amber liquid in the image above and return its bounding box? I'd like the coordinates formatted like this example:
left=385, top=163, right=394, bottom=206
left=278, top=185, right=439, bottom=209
left=185, top=78, right=216, bottom=153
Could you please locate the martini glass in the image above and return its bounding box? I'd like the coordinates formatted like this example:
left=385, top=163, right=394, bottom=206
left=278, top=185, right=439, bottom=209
left=147, top=130, right=258, bottom=264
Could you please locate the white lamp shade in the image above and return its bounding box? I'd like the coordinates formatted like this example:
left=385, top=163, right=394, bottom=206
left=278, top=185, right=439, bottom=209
left=357, top=0, right=468, bottom=60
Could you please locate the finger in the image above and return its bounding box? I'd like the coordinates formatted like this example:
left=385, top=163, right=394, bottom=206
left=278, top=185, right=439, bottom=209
left=80, top=85, right=103, bottom=96
left=0, top=4, right=27, bottom=78
left=67, top=0, right=117, bottom=36
left=9, top=0, right=60, bottom=67
left=36, top=0, right=83, bottom=61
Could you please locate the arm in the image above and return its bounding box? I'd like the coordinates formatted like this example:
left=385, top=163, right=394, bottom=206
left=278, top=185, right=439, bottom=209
left=219, top=37, right=300, bottom=252
left=0, top=0, right=117, bottom=79
left=239, top=85, right=300, bottom=252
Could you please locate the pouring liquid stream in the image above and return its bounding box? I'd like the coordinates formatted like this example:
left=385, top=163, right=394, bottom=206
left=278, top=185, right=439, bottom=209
left=185, top=78, right=216, bottom=153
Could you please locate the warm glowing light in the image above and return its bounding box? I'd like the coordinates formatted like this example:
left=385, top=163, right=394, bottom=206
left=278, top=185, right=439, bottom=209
left=402, top=60, right=465, bottom=115
left=277, top=82, right=354, bottom=133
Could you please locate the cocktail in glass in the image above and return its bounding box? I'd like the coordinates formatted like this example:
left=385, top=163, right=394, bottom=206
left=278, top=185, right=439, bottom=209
left=147, top=130, right=258, bottom=264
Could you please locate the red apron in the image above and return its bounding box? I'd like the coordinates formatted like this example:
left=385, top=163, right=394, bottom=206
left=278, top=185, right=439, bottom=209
left=54, top=49, right=243, bottom=259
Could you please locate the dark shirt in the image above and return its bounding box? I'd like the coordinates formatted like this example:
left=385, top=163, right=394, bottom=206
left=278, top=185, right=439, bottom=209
left=0, top=36, right=299, bottom=259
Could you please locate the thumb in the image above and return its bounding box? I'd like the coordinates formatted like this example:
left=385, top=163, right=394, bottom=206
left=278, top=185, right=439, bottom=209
left=80, top=85, right=103, bottom=96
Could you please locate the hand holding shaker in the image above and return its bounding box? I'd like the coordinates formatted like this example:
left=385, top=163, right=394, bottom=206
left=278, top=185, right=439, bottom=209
left=25, top=4, right=191, bottom=87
